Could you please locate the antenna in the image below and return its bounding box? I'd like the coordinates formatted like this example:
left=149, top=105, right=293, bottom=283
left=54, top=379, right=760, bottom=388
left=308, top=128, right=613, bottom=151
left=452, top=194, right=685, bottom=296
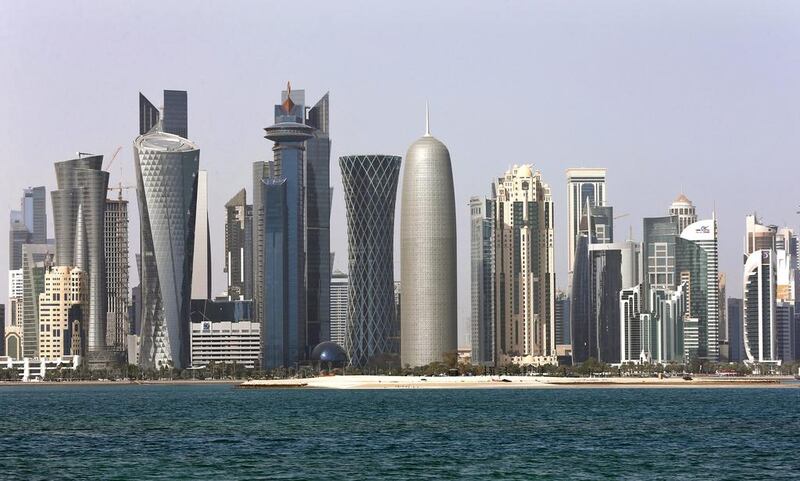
left=425, top=101, right=430, bottom=137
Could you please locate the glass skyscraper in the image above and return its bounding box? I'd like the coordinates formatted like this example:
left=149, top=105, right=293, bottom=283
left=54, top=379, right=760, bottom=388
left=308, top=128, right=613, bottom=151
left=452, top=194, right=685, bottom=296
left=339, top=154, right=401, bottom=367
left=470, top=196, right=495, bottom=365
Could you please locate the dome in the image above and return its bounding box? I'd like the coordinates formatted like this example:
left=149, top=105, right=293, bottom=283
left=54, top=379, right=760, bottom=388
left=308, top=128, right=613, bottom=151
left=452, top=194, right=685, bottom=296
left=673, top=193, right=692, bottom=205
left=310, top=341, right=348, bottom=363
left=516, top=165, right=533, bottom=177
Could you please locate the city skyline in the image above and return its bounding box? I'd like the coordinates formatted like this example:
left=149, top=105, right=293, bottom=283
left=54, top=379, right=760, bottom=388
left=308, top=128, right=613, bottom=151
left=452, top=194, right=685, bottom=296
left=2, top=2, right=800, bottom=346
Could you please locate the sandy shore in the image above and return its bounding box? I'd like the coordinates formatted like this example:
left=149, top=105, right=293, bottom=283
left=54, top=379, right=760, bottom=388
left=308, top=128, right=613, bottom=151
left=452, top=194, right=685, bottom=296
left=238, top=375, right=799, bottom=390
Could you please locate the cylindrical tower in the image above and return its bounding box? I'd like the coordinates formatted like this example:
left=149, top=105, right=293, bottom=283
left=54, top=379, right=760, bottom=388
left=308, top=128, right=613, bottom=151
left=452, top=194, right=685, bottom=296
left=400, top=113, right=457, bottom=367
left=339, top=154, right=401, bottom=367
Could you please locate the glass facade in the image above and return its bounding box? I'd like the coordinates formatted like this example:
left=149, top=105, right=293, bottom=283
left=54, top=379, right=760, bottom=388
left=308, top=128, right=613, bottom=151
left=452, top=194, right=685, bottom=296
left=162, top=90, right=188, bottom=139
left=339, top=154, right=401, bottom=367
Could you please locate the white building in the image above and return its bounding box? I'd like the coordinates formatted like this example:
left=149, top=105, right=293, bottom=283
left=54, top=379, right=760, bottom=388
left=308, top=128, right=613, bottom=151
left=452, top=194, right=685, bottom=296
left=669, top=194, right=697, bottom=233
left=330, top=270, right=348, bottom=348
left=680, top=217, right=720, bottom=360
left=190, top=319, right=260, bottom=369
left=743, top=250, right=778, bottom=364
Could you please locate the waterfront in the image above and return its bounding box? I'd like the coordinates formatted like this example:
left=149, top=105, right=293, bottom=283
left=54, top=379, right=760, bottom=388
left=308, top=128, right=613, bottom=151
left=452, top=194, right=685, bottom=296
left=1, top=385, right=799, bottom=479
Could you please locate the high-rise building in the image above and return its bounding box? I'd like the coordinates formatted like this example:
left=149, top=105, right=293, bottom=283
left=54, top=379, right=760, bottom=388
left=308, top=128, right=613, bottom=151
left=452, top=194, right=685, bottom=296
left=669, top=194, right=697, bottom=233
left=162, top=90, right=188, bottom=138
left=38, top=266, right=86, bottom=359
left=566, top=168, right=606, bottom=286
left=642, top=216, right=680, bottom=303
left=648, top=284, right=687, bottom=363
left=224, top=189, right=249, bottom=300
left=104, top=197, right=129, bottom=353
left=22, top=243, right=55, bottom=358
left=400, top=109, right=457, bottom=368
left=743, top=250, right=777, bottom=364
left=727, top=298, right=744, bottom=362
left=330, top=270, right=348, bottom=348
left=339, top=154, right=401, bottom=367
left=260, top=85, right=313, bottom=370
left=9, top=210, right=29, bottom=271
left=305, top=93, right=332, bottom=350
left=492, top=165, right=555, bottom=365
left=51, top=154, right=110, bottom=359
left=744, top=215, right=777, bottom=255
left=554, top=291, right=571, bottom=347
left=22, top=187, right=47, bottom=245
left=620, top=285, right=643, bottom=363
left=677, top=217, right=720, bottom=361
left=139, top=93, right=160, bottom=135
left=8, top=269, right=23, bottom=327
left=135, top=126, right=199, bottom=370
left=254, top=85, right=331, bottom=368
left=191, top=170, right=211, bottom=300
left=775, top=301, right=795, bottom=362
left=470, top=196, right=495, bottom=366
left=0, top=304, right=4, bottom=356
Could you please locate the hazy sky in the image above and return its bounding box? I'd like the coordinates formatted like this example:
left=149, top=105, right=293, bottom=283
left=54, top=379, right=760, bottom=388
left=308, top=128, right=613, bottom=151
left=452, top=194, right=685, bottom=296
left=2, top=1, right=799, bottom=345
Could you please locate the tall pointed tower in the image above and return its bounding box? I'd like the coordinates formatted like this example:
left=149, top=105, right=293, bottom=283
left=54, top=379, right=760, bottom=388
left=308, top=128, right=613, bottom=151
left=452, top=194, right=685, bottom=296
left=400, top=106, right=458, bottom=367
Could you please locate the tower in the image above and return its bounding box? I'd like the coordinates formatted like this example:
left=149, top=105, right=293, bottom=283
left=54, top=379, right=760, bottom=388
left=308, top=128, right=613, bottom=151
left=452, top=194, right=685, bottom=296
left=566, top=168, right=606, bottom=287
left=339, top=154, right=401, bottom=367
left=400, top=107, right=458, bottom=367
left=669, top=194, right=697, bottom=233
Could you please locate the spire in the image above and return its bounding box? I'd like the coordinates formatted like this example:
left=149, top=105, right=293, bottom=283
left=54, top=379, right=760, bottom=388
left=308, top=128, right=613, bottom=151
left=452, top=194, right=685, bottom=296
left=282, top=81, right=295, bottom=113
left=424, top=101, right=430, bottom=137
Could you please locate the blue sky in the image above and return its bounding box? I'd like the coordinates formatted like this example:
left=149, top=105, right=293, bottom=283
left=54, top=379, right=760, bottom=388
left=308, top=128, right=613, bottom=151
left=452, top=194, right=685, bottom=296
left=2, top=1, right=799, bottom=344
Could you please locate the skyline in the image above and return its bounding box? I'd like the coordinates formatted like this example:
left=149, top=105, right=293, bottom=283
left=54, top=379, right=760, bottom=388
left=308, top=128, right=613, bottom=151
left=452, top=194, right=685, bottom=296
left=2, top=2, right=800, bottom=345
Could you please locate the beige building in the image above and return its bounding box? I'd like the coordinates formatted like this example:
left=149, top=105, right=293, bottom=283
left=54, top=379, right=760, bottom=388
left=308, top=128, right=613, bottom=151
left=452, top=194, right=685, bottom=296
left=38, top=266, right=86, bottom=359
left=493, top=165, right=556, bottom=365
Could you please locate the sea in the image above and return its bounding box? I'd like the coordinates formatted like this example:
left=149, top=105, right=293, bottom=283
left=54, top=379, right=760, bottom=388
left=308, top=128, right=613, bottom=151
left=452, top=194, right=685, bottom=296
left=0, top=384, right=798, bottom=480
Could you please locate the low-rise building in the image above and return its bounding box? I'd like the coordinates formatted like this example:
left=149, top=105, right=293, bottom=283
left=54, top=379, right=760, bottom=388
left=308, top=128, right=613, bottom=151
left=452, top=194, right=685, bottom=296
left=189, top=299, right=259, bottom=369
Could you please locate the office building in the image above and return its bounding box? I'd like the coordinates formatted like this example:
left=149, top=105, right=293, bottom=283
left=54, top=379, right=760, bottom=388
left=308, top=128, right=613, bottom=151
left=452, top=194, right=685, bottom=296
left=305, top=93, right=332, bottom=350
left=648, top=284, right=687, bottom=363
left=330, top=270, right=348, bottom=348
left=677, top=217, right=720, bottom=361
left=744, top=215, right=776, bottom=255
left=192, top=170, right=211, bottom=300
left=400, top=109, right=458, bottom=367
left=339, top=154, right=401, bottom=367
left=492, top=165, right=555, bottom=365
left=555, top=292, right=571, bottom=347
left=470, top=196, right=495, bottom=365
left=775, top=301, right=795, bottom=362
left=224, top=189, right=250, bottom=300
left=189, top=299, right=259, bottom=369
left=104, top=197, right=129, bottom=353
left=642, top=216, right=680, bottom=302
left=135, top=125, right=199, bottom=370
left=9, top=210, right=29, bottom=271
left=566, top=168, right=606, bottom=286
left=139, top=93, right=160, bottom=135
left=9, top=186, right=47, bottom=270
left=260, top=85, right=313, bottom=370
left=0, top=304, right=4, bottom=356
left=620, top=285, right=643, bottom=363
left=22, top=243, right=56, bottom=358
left=743, top=250, right=777, bottom=363
left=51, top=154, right=110, bottom=359
left=727, top=298, right=744, bottom=362
left=38, top=266, right=85, bottom=359
left=669, top=194, right=697, bottom=233
left=8, top=269, right=23, bottom=327
left=162, top=90, right=188, bottom=138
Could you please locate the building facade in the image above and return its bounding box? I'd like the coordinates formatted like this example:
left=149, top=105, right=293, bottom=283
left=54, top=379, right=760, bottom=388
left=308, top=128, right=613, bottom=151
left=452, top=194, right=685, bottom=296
left=669, top=194, right=697, bottom=233
left=470, top=196, right=495, bottom=365
left=22, top=243, right=55, bottom=358
left=330, top=270, right=348, bottom=348
left=189, top=300, right=258, bottom=369
left=224, top=189, right=249, bottom=300
left=566, top=168, right=606, bottom=287
left=104, top=197, right=129, bottom=354
left=38, top=266, right=86, bottom=359
left=493, top=165, right=555, bottom=365
left=339, top=154, right=401, bottom=367
left=191, top=170, right=211, bottom=300
left=743, top=250, right=777, bottom=363
left=135, top=127, right=199, bottom=370
left=400, top=112, right=458, bottom=368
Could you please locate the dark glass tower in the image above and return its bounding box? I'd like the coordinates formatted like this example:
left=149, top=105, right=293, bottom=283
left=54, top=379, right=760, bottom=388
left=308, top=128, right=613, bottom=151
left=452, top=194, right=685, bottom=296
left=162, top=90, right=188, bottom=138
left=305, top=94, right=332, bottom=348
left=339, top=154, right=401, bottom=367
left=261, top=178, right=289, bottom=369
left=261, top=86, right=313, bottom=369
left=139, top=93, right=160, bottom=135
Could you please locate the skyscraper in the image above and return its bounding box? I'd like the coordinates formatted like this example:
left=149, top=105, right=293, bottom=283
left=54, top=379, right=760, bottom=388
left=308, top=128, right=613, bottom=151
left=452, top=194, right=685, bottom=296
left=135, top=127, right=199, bottom=370
left=743, top=250, right=777, bottom=363
left=566, top=168, right=606, bottom=286
left=224, top=188, right=249, bottom=300
left=305, top=94, right=332, bottom=349
left=669, top=194, right=697, bottom=233
left=191, top=170, right=211, bottom=300
left=492, top=165, right=555, bottom=365
left=330, top=270, right=349, bottom=348
left=620, top=285, right=643, bottom=363
left=727, top=297, right=744, bottom=362
left=37, top=266, right=86, bottom=359
left=642, top=216, right=680, bottom=302
left=261, top=86, right=313, bottom=369
left=677, top=217, right=720, bottom=361
left=339, top=154, right=401, bottom=367
left=470, top=196, right=494, bottom=366
left=400, top=109, right=457, bottom=368
left=162, top=90, right=188, bottom=138
left=51, top=154, right=110, bottom=359
left=9, top=186, right=47, bottom=270
left=9, top=210, right=28, bottom=271
left=22, top=243, right=55, bottom=358
left=104, top=197, right=129, bottom=353
left=139, top=93, right=160, bottom=135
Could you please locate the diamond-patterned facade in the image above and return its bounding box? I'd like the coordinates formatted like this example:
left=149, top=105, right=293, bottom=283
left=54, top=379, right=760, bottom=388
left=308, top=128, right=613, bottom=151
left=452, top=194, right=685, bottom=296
left=339, top=155, right=401, bottom=367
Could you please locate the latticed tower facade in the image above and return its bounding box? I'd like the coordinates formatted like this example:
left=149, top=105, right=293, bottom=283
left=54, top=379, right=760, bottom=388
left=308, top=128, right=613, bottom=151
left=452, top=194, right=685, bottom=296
left=339, top=155, right=401, bottom=367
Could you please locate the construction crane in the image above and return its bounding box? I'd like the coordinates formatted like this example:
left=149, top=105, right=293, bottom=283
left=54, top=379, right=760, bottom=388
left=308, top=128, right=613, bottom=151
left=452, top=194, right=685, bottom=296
left=108, top=182, right=135, bottom=201
left=614, top=213, right=630, bottom=220
left=104, top=146, right=123, bottom=171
